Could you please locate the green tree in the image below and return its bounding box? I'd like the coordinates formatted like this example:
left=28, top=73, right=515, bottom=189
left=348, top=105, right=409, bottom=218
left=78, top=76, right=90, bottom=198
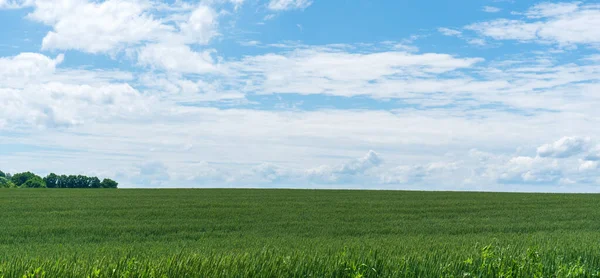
left=57, top=175, right=68, bottom=188
left=100, top=178, right=118, bottom=188
left=4, top=171, right=115, bottom=189
left=0, top=177, right=16, bottom=188
left=90, top=177, right=101, bottom=188
left=11, top=172, right=41, bottom=187
left=20, top=176, right=46, bottom=188
left=44, top=173, right=59, bottom=188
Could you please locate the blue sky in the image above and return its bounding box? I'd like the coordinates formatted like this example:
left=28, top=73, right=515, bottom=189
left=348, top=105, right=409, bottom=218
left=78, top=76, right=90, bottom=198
left=1, top=0, right=600, bottom=191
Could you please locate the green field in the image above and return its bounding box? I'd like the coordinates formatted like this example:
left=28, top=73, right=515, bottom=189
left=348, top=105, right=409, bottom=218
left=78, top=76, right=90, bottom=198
left=1, top=189, right=600, bottom=277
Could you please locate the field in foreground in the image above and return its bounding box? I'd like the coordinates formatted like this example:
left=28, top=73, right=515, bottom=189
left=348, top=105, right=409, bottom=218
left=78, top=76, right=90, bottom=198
left=1, top=189, right=600, bottom=277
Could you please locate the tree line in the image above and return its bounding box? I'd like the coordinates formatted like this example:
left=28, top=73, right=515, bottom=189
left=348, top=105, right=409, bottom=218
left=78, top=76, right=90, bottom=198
left=0, top=170, right=118, bottom=189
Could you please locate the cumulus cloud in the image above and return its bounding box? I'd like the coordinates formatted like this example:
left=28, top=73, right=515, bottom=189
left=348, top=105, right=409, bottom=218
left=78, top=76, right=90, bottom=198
left=0, top=52, right=153, bottom=129
left=537, top=136, right=590, bottom=158
left=463, top=136, right=600, bottom=186
left=340, top=150, right=382, bottom=174
left=578, top=160, right=598, bottom=172
left=305, top=151, right=382, bottom=183
left=497, top=156, right=562, bottom=184
left=177, top=5, right=218, bottom=45
left=1, top=82, right=150, bottom=128
left=30, top=0, right=170, bottom=53
left=0, top=52, right=63, bottom=82
left=268, top=0, right=312, bottom=11
left=23, top=0, right=219, bottom=55
left=113, top=138, right=600, bottom=189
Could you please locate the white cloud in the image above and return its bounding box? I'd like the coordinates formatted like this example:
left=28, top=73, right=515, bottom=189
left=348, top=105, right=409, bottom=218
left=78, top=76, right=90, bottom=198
left=339, top=150, right=383, bottom=175
left=137, top=43, right=216, bottom=73
left=1, top=82, right=150, bottom=128
left=467, top=19, right=541, bottom=41
left=177, top=5, right=218, bottom=45
left=438, top=27, right=462, bottom=37
left=439, top=27, right=487, bottom=46
left=225, top=45, right=484, bottom=97
left=0, top=52, right=63, bottom=82
left=497, top=156, right=562, bottom=184
left=483, top=6, right=501, bottom=13
left=107, top=138, right=600, bottom=189
left=0, top=52, right=154, bottom=129
left=305, top=150, right=382, bottom=183
left=30, top=0, right=170, bottom=54
left=467, top=38, right=486, bottom=46
left=268, top=0, right=312, bottom=11
left=461, top=136, right=600, bottom=187
left=467, top=2, right=600, bottom=47
left=579, top=160, right=598, bottom=172
left=525, top=2, right=580, bottom=18
left=24, top=0, right=220, bottom=55
left=537, top=136, right=590, bottom=158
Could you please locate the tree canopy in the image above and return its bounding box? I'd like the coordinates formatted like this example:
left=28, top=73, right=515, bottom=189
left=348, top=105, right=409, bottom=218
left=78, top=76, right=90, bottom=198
left=44, top=174, right=117, bottom=189
left=21, top=176, right=46, bottom=188
left=11, top=172, right=40, bottom=187
left=0, top=170, right=118, bottom=189
left=0, top=177, right=16, bottom=188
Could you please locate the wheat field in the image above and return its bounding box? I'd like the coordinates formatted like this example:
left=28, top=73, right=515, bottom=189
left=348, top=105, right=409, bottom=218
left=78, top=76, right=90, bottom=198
left=1, top=189, right=600, bottom=277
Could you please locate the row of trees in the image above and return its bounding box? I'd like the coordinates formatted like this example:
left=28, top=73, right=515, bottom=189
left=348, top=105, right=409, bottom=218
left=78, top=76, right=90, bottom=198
left=0, top=170, right=118, bottom=189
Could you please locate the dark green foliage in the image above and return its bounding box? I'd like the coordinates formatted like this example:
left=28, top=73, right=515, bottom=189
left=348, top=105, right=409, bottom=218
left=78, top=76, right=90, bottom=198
left=20, top=176, right=46, bottom=188
left=0, top=170, right=5, bottom=177
left=4, top=171, right=116, bottom=189
left=43, top=173, right=59, bottom=188
left=100, top=178, right=118, bottom=188
left=90, top=177, right=101, bottom=188
left=47, top=174, right=114, bottom=189
left=1, top=189, right=600, bottom=276
left=11, top=172, right=43, bottom=187
left=0, top=177, right=15, bottom=188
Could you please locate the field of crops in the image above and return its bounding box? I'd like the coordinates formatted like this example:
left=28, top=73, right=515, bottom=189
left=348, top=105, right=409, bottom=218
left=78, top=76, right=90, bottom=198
left=1, top=189, right=600, bottom=277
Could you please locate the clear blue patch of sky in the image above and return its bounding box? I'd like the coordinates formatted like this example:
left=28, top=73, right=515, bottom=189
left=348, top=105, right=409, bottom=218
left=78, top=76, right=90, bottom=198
left=214, top=0, right=547, bottom=60
left=0, top=8, right=47, bottom=56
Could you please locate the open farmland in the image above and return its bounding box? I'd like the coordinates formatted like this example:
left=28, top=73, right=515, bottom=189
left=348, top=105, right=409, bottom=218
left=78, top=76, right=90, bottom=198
left=1, top=189, right=600, bottom=277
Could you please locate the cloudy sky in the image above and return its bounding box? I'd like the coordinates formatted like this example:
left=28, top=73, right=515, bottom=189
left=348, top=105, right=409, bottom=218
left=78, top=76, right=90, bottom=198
left=1, top=0, right=600, bottom=191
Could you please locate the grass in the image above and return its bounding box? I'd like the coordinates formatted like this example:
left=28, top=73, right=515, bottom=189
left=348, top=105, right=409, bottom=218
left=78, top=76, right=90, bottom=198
left=1, top=189, right=600, bottom=277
